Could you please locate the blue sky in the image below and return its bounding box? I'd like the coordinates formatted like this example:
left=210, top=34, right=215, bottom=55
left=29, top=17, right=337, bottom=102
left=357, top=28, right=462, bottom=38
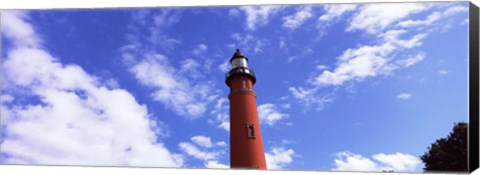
left=0, top=2, right=470, bottom=172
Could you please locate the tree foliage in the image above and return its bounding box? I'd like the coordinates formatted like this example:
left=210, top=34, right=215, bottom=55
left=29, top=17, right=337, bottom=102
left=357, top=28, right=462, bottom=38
left=420, top=122, right=468, bottom=172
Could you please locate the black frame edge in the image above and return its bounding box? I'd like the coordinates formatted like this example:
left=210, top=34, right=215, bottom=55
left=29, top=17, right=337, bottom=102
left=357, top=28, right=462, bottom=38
left=469, top=1, right=480, bottom=173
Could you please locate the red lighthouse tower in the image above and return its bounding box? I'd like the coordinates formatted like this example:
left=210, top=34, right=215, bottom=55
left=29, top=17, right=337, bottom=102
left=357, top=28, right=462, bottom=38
left=226, top=49, right=267, bottom=169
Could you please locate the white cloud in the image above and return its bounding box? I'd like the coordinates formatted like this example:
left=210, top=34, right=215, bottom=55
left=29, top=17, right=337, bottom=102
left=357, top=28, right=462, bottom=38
left=218, top=60, right=230, bottom=73
left=205, top=160, right=229, bottom=169
left=191, top=135, right=213, bottom=148
left=397, top=93, right=412, bottom=100
left=292, top=30, right=425, bottom=110
left=280, top=139, right=298, bottom=145
left=228, top=8, right=241, bottom=17
left=180, top=58, right=199, bottom=70
left=210, top=97, right=230, bottom=132
left=439, top=69, right=448, bottom=75
left=279, top=37, right=286, bottom=49
left=257, top=103, right=289, bottom=126
left=239, top=5, right=283, bottom=31
left=443, top=5, right=468, bottom=17
left=347, top=3, right=428, bottom=34
left=129, top=10, right=182, bottom=52
left=318, top=4, right=357, bottom=22
left=332, top=151, right=422, bottom=172
left=333, top=152, right=378, bottom=171
left=131, top=9, right=151, bottom=25
left=152, top=9, right=181, bottom=28
left=313, top=30, right=426, bottom=87
left=289, top=87, right=334, bottom=110
left=1, top=11, right=183, bottom=167
left=397, top=12, right=441, bottom=28
left=316, top=65, right=328, bottom=70
left=282, top=6, right=313, bottom=30
left=287, top=48, right=313, bottom=62
left=129, top=54, right=210, bottom=118
left=124, top=18, right=218, bottom=119
left=281, top=103, right=291, bottom=109
left=192, top=44, right=208, bottom=55
left=287, top=56, right=297, bottom=62
left=290, top=3, right=464, bottom=111
left=180, top=58, right=199, bottom=71
left=0, top=11, right=41, bottom=48
left=218, top=121, right=230, bottom=132
left=179, top=136, right=228, bottom=168
left=148, top=33, right=181, bottom=51
left=178, top=142, right=219, bottom=161
left=460, top=18, right=468, bottom=25
left=123, top=13, right=222, bottom=120
left=373, top=153, right=422, bottom=172
left=316, top=4, right=357, bottom=37
left=1, top=94, right=14, bottom=103
left=396, top=53, right=425, bottom=67
left=230, top=33, right=266, bottom=53
left=380, top=30, right=427, bottom=49
left=397, top=4, right=467, bottom=29
left=313, top=48, right=390, bottom=86
left=178, top=58, right=207, bottom=80
left=216, top=141, right=227, bottom=147
left=265, top=147, right=296, bottom=170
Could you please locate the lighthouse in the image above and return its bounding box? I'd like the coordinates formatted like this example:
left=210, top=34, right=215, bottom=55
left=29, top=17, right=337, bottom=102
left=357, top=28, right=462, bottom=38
left=226, top=49, right=267, bottom=169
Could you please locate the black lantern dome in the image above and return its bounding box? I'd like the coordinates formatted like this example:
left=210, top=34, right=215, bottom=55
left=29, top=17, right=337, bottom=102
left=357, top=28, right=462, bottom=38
left=225, top=49, right=256, bottom=86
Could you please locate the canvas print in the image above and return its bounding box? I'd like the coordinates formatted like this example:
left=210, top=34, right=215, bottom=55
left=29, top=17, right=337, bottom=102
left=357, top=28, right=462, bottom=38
left=0, top=1, right=473, bottom=173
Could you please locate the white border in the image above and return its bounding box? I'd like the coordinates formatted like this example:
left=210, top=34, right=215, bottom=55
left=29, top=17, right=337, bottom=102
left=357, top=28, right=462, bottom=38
left=1, top=164, right=476, bottom=175
left=0, top=0, right=479, bottom=175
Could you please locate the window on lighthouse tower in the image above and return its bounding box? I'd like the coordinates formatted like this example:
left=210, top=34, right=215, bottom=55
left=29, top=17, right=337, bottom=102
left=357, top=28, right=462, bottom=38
left=247, top=124, right=255, bottom=138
